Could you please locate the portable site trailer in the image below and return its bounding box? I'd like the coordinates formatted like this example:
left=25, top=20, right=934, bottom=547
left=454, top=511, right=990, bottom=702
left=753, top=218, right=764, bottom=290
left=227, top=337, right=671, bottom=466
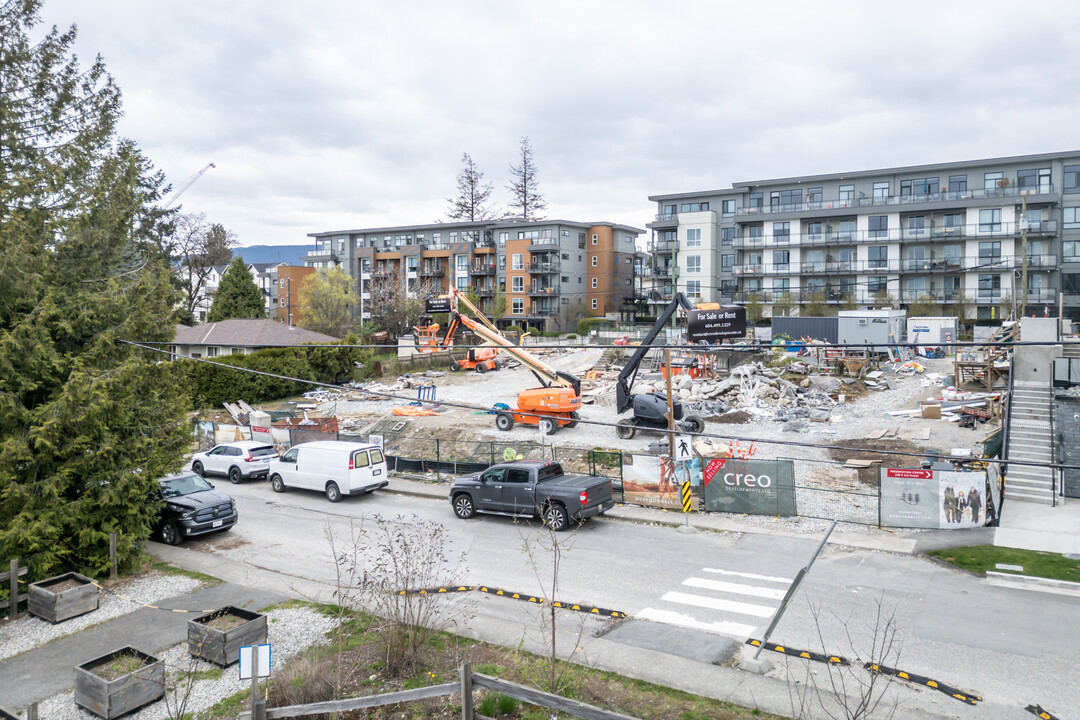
left=906, top=317, right=960, bottom=354
left=837, top=309, right=907, bottom=353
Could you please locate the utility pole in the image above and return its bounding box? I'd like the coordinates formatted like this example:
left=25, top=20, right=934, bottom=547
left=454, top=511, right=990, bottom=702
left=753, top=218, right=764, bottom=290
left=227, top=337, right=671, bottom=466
left=286, top=276, right=292, bottom=326
left=664, top=348, right=676, bottom=459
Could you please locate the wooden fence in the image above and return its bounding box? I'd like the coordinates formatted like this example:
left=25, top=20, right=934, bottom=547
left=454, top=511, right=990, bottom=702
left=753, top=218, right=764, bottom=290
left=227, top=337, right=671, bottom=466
left=239, top=661, right=639, bottom=720
left=0, top=558, right=27, bottom=619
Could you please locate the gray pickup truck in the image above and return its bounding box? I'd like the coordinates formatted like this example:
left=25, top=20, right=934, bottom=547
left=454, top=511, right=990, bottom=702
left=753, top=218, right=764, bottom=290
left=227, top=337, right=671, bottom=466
left=448, top=460, right=615, bottom=531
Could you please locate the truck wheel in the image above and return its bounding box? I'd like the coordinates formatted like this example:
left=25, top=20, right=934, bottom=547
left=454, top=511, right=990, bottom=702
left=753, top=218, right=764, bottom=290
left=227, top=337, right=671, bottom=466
left=160, top=519, right=182, bottom=546
left=452, top=493, right=476, bottom=519
left=495, top=412, right=515, bottom=431
left=683, top=416, right=705, bottom=434
left=542, top=503, right=570, bottom=532
left=228, top=466, right=242, bottom=484
left=565, top=411, right=580, bottom=429
left=450, top=361, right=461, bottom=372
left=538, top=417, right=556, bottom=435
left=615, top=419, right=636, bottom=439
left=325, top=482, right=342, bottom=503
left=476, top=362, right=488, bottom=374
left=270, top=474, right=286, bottom=493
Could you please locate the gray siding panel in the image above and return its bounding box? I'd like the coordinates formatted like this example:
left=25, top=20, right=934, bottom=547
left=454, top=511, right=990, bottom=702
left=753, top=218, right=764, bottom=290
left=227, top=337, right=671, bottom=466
left=772, top=317, right=838, bottom=343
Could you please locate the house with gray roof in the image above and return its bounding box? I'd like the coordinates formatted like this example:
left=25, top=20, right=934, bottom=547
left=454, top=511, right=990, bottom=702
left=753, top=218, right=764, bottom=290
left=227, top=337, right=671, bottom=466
left=171, top=319, right=340, bottom=359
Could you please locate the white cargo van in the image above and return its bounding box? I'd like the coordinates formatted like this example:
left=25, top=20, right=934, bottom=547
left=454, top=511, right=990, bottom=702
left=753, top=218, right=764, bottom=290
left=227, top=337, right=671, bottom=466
left=268, top=441, right=388, bottom=502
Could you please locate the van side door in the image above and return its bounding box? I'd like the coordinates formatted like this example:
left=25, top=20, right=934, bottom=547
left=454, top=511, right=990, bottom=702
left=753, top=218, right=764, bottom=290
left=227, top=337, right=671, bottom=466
left=278, top=447, right=299, bottom=488
left=350, top=449, right=373, bottom=492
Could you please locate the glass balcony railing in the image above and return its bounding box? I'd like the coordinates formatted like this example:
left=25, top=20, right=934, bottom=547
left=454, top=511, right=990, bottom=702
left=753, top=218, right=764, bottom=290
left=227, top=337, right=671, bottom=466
left=734, top=184, right=1057, bottom=216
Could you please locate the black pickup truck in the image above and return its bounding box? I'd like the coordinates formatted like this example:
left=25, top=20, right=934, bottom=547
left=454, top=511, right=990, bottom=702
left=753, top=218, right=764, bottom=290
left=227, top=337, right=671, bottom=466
left=448, top=460, right=615, bottom=531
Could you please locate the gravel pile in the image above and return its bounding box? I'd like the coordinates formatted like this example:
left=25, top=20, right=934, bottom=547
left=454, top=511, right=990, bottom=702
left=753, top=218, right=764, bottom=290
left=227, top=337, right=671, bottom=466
left=0, top=574, right=203, bottom=662
left=37, top=606, right=337, bottom=720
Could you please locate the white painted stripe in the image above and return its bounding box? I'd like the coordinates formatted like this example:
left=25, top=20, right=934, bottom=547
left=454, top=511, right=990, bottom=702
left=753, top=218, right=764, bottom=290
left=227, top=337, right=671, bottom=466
left=702, top=567, right=793, bottom=584
left=683, top=577, right=787, bottom=600
left=662, top=591, right=776, bottom=618
left=638, top=607, right=757, bottom=638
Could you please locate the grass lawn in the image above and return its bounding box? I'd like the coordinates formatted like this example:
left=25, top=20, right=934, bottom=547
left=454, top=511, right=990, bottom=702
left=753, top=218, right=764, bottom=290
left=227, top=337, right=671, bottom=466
left=927, top=545, right=1080, bottom=582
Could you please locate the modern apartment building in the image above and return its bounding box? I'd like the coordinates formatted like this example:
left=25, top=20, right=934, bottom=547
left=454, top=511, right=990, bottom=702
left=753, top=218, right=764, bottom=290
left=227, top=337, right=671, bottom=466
left=647, top=151, right=1080, bottom=324
left=306, top=219, right=644, bottom=331
left=273, top=265, right=315, bottom=325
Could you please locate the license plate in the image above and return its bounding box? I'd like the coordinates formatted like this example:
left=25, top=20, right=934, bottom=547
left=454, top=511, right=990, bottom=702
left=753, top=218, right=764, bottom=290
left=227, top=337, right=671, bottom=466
left=212, top=520, right=223, bottom=528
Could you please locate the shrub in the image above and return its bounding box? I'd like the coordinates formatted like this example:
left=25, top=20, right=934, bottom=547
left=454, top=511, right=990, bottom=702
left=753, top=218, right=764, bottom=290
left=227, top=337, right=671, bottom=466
left=267, top=655, right=336, bottom=717
left=577, top=317, right=605, bottom=336
left=565, top=334, right=577, bottom=340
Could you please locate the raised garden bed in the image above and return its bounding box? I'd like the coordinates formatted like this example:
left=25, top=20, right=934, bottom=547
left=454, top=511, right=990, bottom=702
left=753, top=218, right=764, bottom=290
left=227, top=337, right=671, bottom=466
left=74, top=647, right=164, bottom=719
left=188, top=605, right=267, bottom=666
left=29, top=572, right=99, bottom=623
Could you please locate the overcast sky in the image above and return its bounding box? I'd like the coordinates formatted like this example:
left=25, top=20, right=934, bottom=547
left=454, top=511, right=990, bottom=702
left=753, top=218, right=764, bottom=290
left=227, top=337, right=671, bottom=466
left=37, top=0, right=1080, bottom=248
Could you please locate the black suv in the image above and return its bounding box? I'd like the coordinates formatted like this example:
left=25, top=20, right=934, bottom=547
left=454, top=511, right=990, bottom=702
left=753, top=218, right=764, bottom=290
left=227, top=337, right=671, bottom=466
left=156, top=472, right=238, bottom=545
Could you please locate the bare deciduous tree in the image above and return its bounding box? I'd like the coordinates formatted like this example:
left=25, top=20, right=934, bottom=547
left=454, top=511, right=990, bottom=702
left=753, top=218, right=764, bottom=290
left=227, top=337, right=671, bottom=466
left=447, top=152, right=497, bottom=221
left=169, top=212, right=237, bottom=321
left=367, top=276, right=437, bottom=340
left=507, top=136, right=547, bottom=221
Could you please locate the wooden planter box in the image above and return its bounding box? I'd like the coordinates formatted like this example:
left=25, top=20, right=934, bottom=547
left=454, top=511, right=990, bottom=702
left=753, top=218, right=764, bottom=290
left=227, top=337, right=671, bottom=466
left=29, top=572, right=99, bottom=623
left=74, top=647, right=164, bottom=719
left=0, top=707, right=19, bottom=719
left=188, top=605, right=267, bottom=666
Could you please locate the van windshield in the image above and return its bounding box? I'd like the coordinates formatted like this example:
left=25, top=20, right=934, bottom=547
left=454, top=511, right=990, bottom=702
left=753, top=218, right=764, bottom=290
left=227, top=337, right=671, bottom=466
left=370, top=449, right=384, bottom=464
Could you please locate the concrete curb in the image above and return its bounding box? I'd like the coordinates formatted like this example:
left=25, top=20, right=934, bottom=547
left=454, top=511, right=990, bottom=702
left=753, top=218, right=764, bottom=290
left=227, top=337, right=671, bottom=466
left=984, top=571, right=1080, bottom=597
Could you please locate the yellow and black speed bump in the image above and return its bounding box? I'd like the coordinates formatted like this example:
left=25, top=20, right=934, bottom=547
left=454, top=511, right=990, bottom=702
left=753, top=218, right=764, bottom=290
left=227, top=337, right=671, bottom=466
left=477, top=586, right=627, bottom=618
left=864, top=663, right=981, bottom=705
left=1025, top=704, right=1060, bottom=720
left=745, top=639, right=849, bottom=665
left=395, top=585, right=475, bottom=596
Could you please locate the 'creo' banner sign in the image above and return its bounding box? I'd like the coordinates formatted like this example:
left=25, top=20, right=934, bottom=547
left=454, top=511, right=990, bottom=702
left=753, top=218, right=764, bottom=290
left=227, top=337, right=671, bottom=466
left=702, top=458, right=795, bottom=515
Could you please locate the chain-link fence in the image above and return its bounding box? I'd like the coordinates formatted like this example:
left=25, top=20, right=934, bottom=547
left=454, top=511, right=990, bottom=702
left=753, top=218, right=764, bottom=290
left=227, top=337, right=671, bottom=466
left=780, top=456, right=882, bottom=526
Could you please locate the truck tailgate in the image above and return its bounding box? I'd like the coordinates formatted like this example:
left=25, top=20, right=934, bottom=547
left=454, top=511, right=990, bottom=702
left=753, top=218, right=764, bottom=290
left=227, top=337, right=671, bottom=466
left=545, top=475, right=613, bottom=506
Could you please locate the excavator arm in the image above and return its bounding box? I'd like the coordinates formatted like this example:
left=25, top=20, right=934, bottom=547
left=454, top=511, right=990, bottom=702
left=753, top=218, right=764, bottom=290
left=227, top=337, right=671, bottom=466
left=615, top=292, right=696, bottom=414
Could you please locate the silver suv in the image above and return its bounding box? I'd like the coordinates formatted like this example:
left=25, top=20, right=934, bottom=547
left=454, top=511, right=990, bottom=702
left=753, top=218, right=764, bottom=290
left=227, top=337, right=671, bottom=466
left=190, top=441, right=279, bottom=484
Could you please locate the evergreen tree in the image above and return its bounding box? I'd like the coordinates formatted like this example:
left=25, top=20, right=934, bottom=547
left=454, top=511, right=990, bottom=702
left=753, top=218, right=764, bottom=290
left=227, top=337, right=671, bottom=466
left=208, top=257, right=265, bottom=321
left=507, top=136, right=547, bottom=221
left=446, top=152, right=497, bottom=221
left=0, top=1, right=189, bottom=577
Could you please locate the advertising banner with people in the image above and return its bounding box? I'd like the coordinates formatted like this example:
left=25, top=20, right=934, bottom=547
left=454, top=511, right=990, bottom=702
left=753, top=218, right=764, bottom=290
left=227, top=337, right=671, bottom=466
left=879, top=468, right=987, bottom=528
left=701, top=458, right=796, bottom=515
left=621, top=454, right=694, bottom=509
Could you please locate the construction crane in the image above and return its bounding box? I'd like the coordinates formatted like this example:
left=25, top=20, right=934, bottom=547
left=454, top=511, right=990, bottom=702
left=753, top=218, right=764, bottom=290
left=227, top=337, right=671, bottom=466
left=164, top=162, right=216, bottom=209
left=423, top=289, right=581, bottom=434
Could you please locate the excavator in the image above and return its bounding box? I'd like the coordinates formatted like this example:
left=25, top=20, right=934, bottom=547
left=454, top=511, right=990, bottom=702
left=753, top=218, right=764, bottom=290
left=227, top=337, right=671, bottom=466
left=424, top=289, right=582, bottom=434
left=614, top=292, right=711, bottom=439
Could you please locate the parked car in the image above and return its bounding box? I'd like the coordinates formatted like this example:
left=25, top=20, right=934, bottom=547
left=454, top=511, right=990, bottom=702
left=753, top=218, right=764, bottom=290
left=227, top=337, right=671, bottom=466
left=448, top=460, right=614, bottom=531
left=155, top=471, right=238, bottom=545
left=268, top=441, right=388, bottom=502
left=190, top=441, right=279, bottom=483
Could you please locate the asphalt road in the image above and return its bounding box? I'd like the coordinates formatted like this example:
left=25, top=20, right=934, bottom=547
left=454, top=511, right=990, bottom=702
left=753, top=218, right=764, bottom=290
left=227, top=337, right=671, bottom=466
left=177, top=479, right=1080, bottom=717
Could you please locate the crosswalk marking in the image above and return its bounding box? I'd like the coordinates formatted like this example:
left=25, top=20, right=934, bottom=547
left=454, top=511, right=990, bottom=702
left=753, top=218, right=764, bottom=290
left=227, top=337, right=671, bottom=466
left=661, top=591, right=776, bottom=618
left=702, top=567, right=793, bottom=584
left=682, top=577, right=787, bottom=600
left=637, top=607, right=758, bottom=637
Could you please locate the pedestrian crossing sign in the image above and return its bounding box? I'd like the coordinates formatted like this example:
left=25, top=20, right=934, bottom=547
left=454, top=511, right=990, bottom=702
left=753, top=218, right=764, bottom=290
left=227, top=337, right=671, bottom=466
left=675, top=435, right=693, bottom=460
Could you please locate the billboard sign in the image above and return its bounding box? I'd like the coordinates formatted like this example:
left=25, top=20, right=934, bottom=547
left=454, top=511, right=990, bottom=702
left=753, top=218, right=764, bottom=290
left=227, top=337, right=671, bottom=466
left=702, top=458, right=795, bottom=515
left=686, top=306, right=747, bottom=342
left=425, top=296, right=452, bottom=314
left=880, top=469, right=986, bottom=528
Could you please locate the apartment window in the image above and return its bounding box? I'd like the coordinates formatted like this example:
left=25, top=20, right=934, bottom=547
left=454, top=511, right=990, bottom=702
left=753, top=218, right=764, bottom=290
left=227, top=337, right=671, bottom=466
left=578, top=233, right=586, bottom=249
left=512, top=253, right=523, bottom=270
left=906, top=277, right=926, bottom=295
left=978, top=274, right=1001, bottom=298
left=456, top=277, right=469, bottom=292
left=578, top=277, right=582, bottom=284
left=561, top=253, right=569, bottom=260
left=747, top=251, right=763, bottom=269
left=805, top=277, right=824, bottom=293
left=279, top=278, right=286, bottom=288
left=907, top=216, right=926, bottom=237
left=499, top=231, right=508, bottom=246
left=807, top=187, right=823, bottom=206
left=838, top=184, right=854, bottom=204
left=512, top=276, right=523, bottom=292
left=948, top=175, right=967, bottom=193
left=984, top=171, right=1003, bottom=193
left=901, top=177, right=939, bottom=195
left=498, top=255, right=506, bottom=271
left=663, top=204, right=676, bottom=216
left=685, top=280, right=701, bottom=298
left=804, top=248, right=823, bottom=270
left=407, top=257, right=417, bottom=271
left=772, top=250, right=789, bottom=271
left=779, top=189, right=801, bottom=209
left=1065, top=208, right=1080, bottom=229
left=680, top=202, right=708, bottom=212
left=873, top=181, right=890, bottom=199
left=721, top=254, right=734, bottom=271
left=942, top=213, right=963, bottom=235
left=540, top=229, right=553, bottom=240
left=806, top=221, right=823, bottom=240
left=978, top=241, right=1001, bottom=265
left=592, top=233, right=598, bottom=245
left=868, top=276, right=888, bottom=293
left=748, top=225, right=763, bottom=241
left=868, top=215, right=888, bottom=239
left=686, top=255, right=701, bottom=273
left=279, top=298, right=286, bottom=307
left=772, top=278, right=790, bottom=293
left=748, top=192, right=763, bottom=210
left=560, top=275, right=568, bottom=284
left=1065, top=273, right=1080, bottom=293
left=722, top=199, right=735, bottom=217
left=591, top=277, right=597, bottom=289
left=591, top=256, right=598, bottom=267
left=685, top=228, right=702, bottom=247
left=456, top=254, right=469, bottom=272
left=868, top=245, right=888, bottom=269
left=721, top=227, right=735, bottom=245
left=1017, top=168, right=1051, bottom=193
left=1066, top=165, right=1080, bottom=194
left=979, top=209, right=1001, bottom=232
left=772, top=222, right=790, bottom=243
left=720, top=279, right=737, bottom=294
left=591, top=298, right=598, bottom=310
left=512, top=298, right=523, bottom=314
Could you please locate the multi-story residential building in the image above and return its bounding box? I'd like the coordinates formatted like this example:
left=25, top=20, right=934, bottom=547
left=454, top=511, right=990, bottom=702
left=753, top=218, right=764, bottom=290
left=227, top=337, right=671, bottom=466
left=306, top=220, right=644, bottom=332
left=179, top=261, right=284, bottom=323
left=273, top=265, right=315, bottom=325
left=647, top=151, right=1080, bottom=324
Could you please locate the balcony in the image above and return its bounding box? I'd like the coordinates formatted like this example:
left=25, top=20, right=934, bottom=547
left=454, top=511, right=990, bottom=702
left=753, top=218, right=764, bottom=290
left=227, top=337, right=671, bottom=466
left=648, top=239, right=677, bottom=253
left=469, top=264, right=496, bottom=276
left=1024, top=254, right=1058, bottom=269
left=420, top=266, right=446, bottom=277
left=528, top=285, right=558, bottom=297
left=731, top=290, right=803, bottom=303
left=1026, top=288, right=1059, bottom=303
left=734, top=184, right=1057, bottom=217
left=528, top=238, right=560, bottom=251
left=651, top=266, right=673, bottom=278
left=734, top=221, right=1059, bottom=248
left=372, top=268, right=395, bottom=279
left=528, top=262, right=559, bottom=274
left=648, top=213, right=679, bottom=228
left=473, top=286, right=495, bottom=297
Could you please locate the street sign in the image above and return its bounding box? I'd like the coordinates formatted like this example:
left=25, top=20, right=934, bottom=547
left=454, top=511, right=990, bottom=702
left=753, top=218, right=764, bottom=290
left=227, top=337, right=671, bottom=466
left=425, top=297, right=452, bottom=314
left=686, top=306, right=747, bottom=342
left=368, top=434, right=384, bottom=449
left=886, top=468, right=932, bottom=480
left=239, top=644, right=271, bottom=679
left=674, top=434, right=693, bottom=460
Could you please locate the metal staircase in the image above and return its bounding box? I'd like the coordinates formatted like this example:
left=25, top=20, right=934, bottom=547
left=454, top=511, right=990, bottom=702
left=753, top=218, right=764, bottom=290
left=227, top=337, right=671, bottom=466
left=1005, top=380, right=1055, bottom=504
